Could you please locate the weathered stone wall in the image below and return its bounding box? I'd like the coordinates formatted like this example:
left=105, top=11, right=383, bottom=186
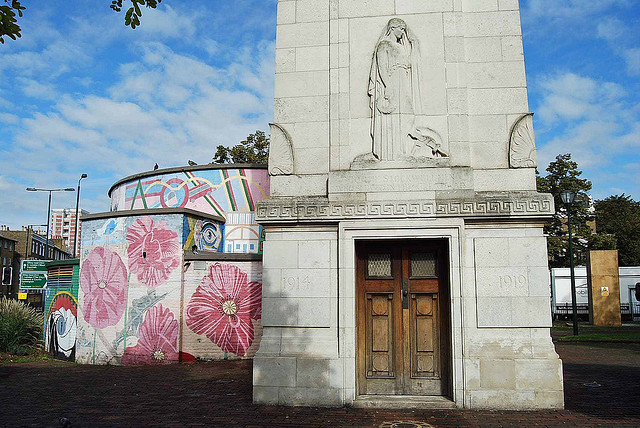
left=254, top=225, right=344, bottom=406
left=271, top=0, right=538, bottom=199
left=256, top=0, right=562, bottom=410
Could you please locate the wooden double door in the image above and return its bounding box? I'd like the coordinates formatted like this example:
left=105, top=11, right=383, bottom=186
left=356, top=240, right=451, bottom=396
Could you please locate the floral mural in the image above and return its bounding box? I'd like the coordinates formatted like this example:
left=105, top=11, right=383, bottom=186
left=186, top=263, right=262, bottom=357
left=127, top=217, right=180, bottom=289
left=78, top=212, right=263, bottom=365
left=121, top=304, right=179, bottom=365
left=80, top=247, right=128, bottom=329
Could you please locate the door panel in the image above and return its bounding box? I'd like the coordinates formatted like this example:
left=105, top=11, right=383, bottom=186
left=367, top=293, right=394, bottom=375
left=357, top=240, right=449, bottom=396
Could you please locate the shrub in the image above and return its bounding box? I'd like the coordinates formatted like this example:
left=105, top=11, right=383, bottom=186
left=0, top=297, right=43, bottom=355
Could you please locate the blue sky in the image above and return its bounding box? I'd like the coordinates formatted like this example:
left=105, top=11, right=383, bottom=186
left=0, top=0, right=639, bottom=229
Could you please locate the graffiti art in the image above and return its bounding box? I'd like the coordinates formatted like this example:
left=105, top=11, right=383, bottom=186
left=183, top=217, right=223, bottom=253
left=46, top=292, right=78, bottom=360
left=185, top=263, right=262, bottom=357
left=121, top=304, right=179, bottom=365
left=80, top=247, right=128, bottom=329
left=120, top=169, right=268, bottom=218
left=126, top=216, right=180, bottom=289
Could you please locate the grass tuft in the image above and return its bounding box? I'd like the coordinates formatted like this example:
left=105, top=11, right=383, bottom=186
left=0, top=296, right=43, bottom=355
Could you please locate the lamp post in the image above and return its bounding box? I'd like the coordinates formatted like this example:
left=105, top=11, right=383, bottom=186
left=73, top=174, right=88, bottom=258
left=26, top=187, right=75, bottom=259
left=560, top=189, right=579, bottom=336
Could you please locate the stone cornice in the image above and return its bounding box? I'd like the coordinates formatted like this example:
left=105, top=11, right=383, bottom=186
left=256, top=193, right=554, bottom=223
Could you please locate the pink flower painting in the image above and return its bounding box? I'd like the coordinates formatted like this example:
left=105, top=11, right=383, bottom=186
left=80, top=247, right=128, bottom=329
left=186, top=263, right=262, bottom=357
left=126, top=216, right=180, bottom=289
left=122, top=304, right=179, bottom=365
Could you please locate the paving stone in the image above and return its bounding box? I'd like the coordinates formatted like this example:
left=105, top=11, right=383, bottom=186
left=0, top=342, right=638, bottom=426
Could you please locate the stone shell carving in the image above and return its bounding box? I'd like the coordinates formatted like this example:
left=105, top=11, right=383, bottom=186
left=268, top=123, right=294, bottom=176
left=509, top=113, right=538, bottom=168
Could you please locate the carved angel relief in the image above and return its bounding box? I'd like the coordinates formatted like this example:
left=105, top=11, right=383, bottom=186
left=509, top=113, right=538, bottom=168
left=268, top=123, right=294, bottom=176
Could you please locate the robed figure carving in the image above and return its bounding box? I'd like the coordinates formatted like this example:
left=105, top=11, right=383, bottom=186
left=368, top=18, right=446, bottom=161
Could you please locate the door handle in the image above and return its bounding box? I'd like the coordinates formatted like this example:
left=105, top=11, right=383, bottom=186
left=402, top=278, right=409, bottom=309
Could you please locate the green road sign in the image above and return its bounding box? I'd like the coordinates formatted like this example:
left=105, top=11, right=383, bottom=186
left=20, top=272, right=47, bottom=288
left=22, top=260, right=48, bottom=272
left=21, top=260, right=49, bottom=289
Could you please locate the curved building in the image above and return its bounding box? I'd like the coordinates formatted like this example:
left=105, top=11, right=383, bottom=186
left=76, top=165, right=269, bottom=365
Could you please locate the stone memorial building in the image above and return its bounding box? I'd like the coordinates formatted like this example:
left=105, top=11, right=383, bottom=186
left=253, top=0, right=564, bottom=409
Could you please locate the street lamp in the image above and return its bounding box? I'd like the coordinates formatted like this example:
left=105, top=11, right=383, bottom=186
left=26, top=187, right=75, bottom=259
left=560, top=189, right=579, bottom=336
left=73, top=174, right=88, bottom=258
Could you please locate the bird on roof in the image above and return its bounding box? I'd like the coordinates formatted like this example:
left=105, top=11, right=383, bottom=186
left=153, top=163, right=159, bottom=170
left=188, top=160, right=197, bottom=166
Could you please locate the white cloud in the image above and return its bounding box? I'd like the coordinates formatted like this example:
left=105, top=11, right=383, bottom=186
left=0, top=175, right=11, bottom=191
left=534, top=72, right=640, bottom=198
left=19, top=78, right=58, bottom=100
left=524, top=0, right=631, bottom=20
left=133, top=5, right=198, bottom=40
left=0, top=37, right=275, bottom=228
left=596, top=17, right=627, bottom=41
left=0, top=40, right=91, bottom=80
left=623, top=48, right=640, bottom=76
left=0, top=113, right=19, bottom=124
left=536, top=73, right=627, bottom=126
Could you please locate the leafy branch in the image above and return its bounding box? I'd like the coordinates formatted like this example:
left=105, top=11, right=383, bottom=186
left=0, top=1, right=164, bottom=44
left=0, top=0, right=25, bottom=44
left=110, top=0, right=162, bottom=29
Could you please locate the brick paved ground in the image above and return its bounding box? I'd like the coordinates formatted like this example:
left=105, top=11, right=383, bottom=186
left=0, top=342, right=638, bottom=427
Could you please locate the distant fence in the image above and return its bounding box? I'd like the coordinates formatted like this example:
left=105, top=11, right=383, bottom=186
left=554, top=303, right=640, bottom=321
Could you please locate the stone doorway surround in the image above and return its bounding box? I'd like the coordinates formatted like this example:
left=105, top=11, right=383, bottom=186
left=253, top=198, right=565, bottom=409
left=341, top=219, right=463, bottom=407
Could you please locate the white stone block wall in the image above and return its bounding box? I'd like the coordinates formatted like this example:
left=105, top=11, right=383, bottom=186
left=263, top=0, right=562, bottom=410
left=273, top=0, right=537, bottom=197
left=274, top=0, right=331, bottom=197
left=255, top=217, right=563, bottom=409
left=254, top=225, right=347, bottom=406
left=461, top=223, right=564, bottom=409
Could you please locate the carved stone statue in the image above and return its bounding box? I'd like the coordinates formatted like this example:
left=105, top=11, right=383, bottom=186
left=368, top=18, right=446, bottom=161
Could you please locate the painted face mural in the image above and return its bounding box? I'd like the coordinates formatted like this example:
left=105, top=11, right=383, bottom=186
left=80, top=247, right=128, bottom=329
left=127, top=216, right=180, bottom=289
left=185, top=263, right=262, bottom=357
left=196, top=220, right=222, bottom=251
left=121, top=304, right=179, bottom=365
left=47, top=292, right=78, bottom=359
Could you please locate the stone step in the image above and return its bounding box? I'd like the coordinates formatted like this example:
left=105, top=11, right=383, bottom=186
left=353, top=395, right=457, bottom=409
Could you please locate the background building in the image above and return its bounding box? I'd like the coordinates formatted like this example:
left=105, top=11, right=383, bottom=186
left=51, top=208, right=89, bottom=256
left=0, top=233, right=18, bottom=297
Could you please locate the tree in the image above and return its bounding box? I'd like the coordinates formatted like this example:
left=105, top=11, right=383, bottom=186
left=594, top=194, right=640, bottom=266
left=537, top=153, right=614, bottom=267
left=1, top=0, right=162, bottom=44
left=213, top=130, right=269, bottom=165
